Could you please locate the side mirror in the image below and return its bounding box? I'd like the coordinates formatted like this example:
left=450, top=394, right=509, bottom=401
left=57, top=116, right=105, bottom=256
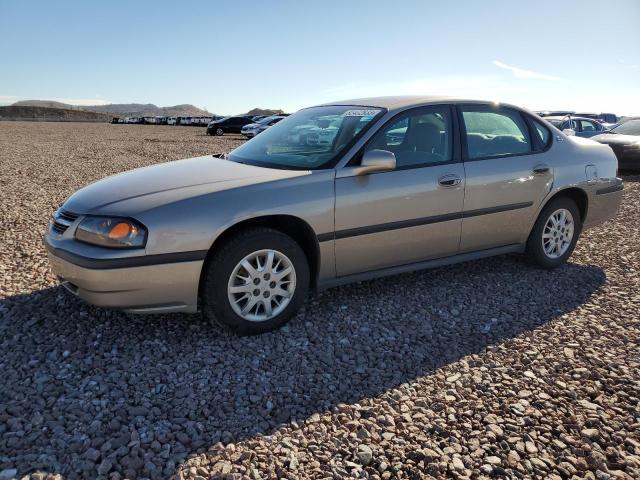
left=562, top=128, right=576, bottom=136
left=355, top=149, right=396, bottom=175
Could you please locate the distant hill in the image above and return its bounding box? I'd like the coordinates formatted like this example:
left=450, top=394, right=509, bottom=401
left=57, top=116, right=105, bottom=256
left=11, top=100, right=210, bottom=118
left=12, top=100, right=78, bottom=109
left=245, top=108, right=285, bottom=116
left=88, top=103, right=210, bottom=117
left=0, top=106, right=111, bottom=123
left=9, top=100, right=288, bottom=118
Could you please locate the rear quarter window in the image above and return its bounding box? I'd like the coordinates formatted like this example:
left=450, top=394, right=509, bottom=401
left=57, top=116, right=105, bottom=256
left=531, top=119, right=552, bottom=150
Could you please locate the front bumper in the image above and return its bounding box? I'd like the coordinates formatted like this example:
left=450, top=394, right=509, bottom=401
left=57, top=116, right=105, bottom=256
left=45, top=237, right=203, bottom=314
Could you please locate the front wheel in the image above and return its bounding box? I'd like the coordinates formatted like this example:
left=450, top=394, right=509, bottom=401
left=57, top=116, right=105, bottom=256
left=526, top=197, right=582, bottom=269
left=215, top=127, right=224, bottom=136
left=201, top=228, right=310, bottom=335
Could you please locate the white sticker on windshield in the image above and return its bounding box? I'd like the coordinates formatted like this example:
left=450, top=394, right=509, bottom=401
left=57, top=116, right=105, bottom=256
left=343, top=109, right=381, bottom=117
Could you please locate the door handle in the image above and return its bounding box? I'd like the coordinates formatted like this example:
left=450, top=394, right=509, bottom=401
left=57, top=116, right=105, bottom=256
left=438, top=174, right=462, bottom=187
left=533, top=164, right=550, bottom=175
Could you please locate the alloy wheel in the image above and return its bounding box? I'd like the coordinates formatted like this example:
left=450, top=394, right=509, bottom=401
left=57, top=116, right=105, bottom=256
left=542, top=208, right=574, bottom=259
left=227, top=249, right=296, bottom=322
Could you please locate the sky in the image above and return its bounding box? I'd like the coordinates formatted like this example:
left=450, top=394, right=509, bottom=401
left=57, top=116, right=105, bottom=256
left=1, top=0, right=639, bottom=115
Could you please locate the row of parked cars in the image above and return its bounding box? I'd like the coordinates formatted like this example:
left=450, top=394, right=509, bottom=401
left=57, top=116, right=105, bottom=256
left=534, top=111, right=640, bottom=170
left=112, top=115, right=225, bottom=126
left=112, top=114, right=290, bottom=140
left=206, top=114, right=289, bottom=137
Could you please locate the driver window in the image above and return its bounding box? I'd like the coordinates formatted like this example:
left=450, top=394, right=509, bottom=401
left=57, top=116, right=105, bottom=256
left=366, top=107, right=452, bottom=169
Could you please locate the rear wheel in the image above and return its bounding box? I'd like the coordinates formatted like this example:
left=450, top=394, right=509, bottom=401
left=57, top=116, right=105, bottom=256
left=526, top=197, right=582, bottom=269
left=215, top=127, right=224, bottom=136
left=201, top=228, right=310, bottom=335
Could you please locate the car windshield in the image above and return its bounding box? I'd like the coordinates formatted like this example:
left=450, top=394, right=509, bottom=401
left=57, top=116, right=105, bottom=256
left=610, top=119, right=640, bottom=135
left=227, top=105, right=385, bottom=170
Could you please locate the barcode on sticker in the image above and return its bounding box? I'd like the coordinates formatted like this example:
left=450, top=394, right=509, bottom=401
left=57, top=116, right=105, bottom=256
left=343, top=109, right=381, bottom=117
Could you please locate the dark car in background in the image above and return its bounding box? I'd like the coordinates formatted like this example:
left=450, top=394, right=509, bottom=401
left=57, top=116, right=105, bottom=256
left=207, top=116, right=254, bottom=136
left=592, top=119, right=640, bottom=170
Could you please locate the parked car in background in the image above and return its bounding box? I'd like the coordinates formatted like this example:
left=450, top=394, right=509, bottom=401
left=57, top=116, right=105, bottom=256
left=125, top=117, right=143, bottom=124
left=544, top=116, right=606, bottom=138
left=592, top=118, right=640, bottom=170
left=241, top=115, right=286, bottom=138
left=142, top=117, right=156, bottom=125
left=156, top=116, right=168, bottom=125
left=45, top=96, right=622, bottom=334
left=535, top=110, right=575, bottom=118
left=178, top=117, right=192, bottom=126
left=167, top=117, right=177, bottom=126
left=206, top=116, right=254, bottom=135
left=575, top=112, right=618, bottom=127
left=251, top=115, right=268, bottom=122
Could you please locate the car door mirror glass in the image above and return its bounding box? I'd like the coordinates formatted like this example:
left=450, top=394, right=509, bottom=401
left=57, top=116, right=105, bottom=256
left=356, top=149, right=396, bottom=175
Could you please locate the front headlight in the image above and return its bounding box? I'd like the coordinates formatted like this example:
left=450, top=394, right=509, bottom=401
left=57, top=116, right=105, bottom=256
left=75, top=216, right=147, bottom=248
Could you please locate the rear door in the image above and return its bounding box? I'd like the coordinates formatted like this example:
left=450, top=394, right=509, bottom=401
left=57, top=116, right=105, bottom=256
left=334, top=105, right=465, bottom=276
left=458, top=105, right=554, bottom=252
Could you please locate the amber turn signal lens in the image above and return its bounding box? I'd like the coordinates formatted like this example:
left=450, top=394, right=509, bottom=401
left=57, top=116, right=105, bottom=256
left=108, top=222, right=133, bottom=240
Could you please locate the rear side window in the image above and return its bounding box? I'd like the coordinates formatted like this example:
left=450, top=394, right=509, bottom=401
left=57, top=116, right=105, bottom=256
left=461, top=107, right=531, bottom=159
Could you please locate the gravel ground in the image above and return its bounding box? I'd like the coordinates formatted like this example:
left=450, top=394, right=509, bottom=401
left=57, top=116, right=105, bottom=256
left=0, top=122, right=638, bottom=480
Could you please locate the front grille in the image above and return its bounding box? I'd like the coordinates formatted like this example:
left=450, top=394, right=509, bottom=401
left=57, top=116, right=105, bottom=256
left=51, top=209, right=79, bottom=235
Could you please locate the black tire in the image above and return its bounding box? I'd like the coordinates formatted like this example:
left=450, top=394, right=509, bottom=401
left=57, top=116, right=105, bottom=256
left=526, top=197, right=582, bottom=269
left=201, top=228, right=310, bottom=335
left=215, top=127, right=224, bottom=136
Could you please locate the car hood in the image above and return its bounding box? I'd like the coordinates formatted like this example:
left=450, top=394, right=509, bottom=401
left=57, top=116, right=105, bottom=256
left=591, top=133, right=640, bottom=146
left=63, top=155, right=307, bottom=214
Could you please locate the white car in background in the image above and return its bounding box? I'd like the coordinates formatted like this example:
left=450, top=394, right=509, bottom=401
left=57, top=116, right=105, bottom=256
left=167, top=117, right=177, bottom=125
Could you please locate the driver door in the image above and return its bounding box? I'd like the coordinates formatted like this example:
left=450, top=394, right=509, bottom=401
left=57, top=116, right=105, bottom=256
left=334, top=105, right=465, bottom=276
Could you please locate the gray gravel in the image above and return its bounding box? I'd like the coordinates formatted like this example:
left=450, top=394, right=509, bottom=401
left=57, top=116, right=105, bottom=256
left=1, top=122, right=639, bottom=479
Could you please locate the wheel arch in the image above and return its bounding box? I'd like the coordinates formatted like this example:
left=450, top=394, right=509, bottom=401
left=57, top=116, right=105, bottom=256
left=528, top=186, right=589, bottom=240
left=197, top=214, right=321, bottom=304
left=544, top=187, right=588, bottom=222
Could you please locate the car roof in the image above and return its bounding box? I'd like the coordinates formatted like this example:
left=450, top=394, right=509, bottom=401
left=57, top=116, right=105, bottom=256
left=315, top=95, right=526, bottom=112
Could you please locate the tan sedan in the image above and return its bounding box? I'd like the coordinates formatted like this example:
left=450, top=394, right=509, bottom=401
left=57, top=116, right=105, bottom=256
left=45, top=96, right=623, bottom=334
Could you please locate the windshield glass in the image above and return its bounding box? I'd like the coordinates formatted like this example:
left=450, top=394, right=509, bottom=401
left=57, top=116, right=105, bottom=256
left=227, top=105, right=385, bottom=169
left=611, top=119, right=640, bottom=135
